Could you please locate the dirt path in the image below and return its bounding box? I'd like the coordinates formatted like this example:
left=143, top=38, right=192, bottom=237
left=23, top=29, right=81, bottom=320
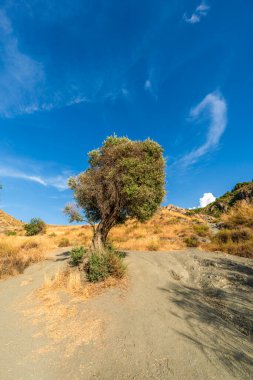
left=0, top=249, right=253, bottom=379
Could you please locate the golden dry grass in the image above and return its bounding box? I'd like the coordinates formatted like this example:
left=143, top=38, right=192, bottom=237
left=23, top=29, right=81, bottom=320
left=47, top=208, right=206, bottom=252
left=41, top=267, right=127, bottom=300
left=205, top=202, right=253, bottom=258
left=0, top=235, right=53, bottom=279
left=0, top=207, right=207, bottom=280
left=22, top=287, right=104, bottom=358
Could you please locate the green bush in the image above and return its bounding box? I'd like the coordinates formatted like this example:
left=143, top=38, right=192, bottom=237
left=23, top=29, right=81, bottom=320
left=5, top=231, right=17, bottom=236
left=70, top=246, right=86, bottom=266
left=184, top=236, right=199, bottom=247
left=24, top=218, right=46, bottom=236
left=193, top=224, right=209, bottom=237
left=85, top=250, right=126, bottom=283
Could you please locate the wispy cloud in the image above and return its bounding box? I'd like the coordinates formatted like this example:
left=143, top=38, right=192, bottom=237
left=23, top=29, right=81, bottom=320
left=0, top=166, right=69, bottom=190
left=199, top=192, right=216, bottom=207
left=184, top=1, right=210, bottom=24
left=0, top=9, right=44, bottom=117
left=0, top=157, right=70, bottom=191
left=144, top=70, right=158, bottom=100
left=176, top=92, right=227, bottom=167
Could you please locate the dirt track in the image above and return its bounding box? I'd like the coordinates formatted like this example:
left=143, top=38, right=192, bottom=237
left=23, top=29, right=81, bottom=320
left=0, top=248, right=253, bottom=379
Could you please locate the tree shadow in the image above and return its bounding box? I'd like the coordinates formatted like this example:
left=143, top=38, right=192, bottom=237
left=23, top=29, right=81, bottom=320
left=55, top=251, right=70, bottom=262
left=160, top=257, right=253, bottom=378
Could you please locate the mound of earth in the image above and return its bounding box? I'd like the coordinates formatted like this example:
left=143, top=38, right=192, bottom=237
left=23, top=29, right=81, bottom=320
left=0, top=209, right=23, bottom=233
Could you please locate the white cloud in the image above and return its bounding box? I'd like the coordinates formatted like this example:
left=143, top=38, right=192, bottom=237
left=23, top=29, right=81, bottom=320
left=184, top=1, right=210, bottom=24
left=0, top=167, right=47, bottom=186
left=199, top=192, right=216, bottom=208
left=179, top=92, right=227, bottom=166
left=0, top=165, right=69, bottom=191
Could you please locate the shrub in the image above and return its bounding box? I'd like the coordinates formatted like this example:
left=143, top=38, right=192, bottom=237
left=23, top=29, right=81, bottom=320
left=85, top=250, right=126, bottom=282
left=146, top=241, right=159, bottom=251
left=106, top=251, right=126, bottom=278
left=24, top=218, right=46, bottom=236
left=213, top=228, right=251, bottom=245
left=193, top=224, right=209, bottom=237
left=58, top=237, right=70, bottom=247
left=85, top=252, right=109, bottom=282
left=21, top=240, right=39, bottom=249
left=4, top=230, right=17, bottom=236
left=230, top=229, right=251, bottom=243
left=48, top=232, right=56, bottom=238
left=184, top=236, right=199, bottom=247
left=214, top=230, right=231, bottom=244
left=70, top=246, right=86, bottom=266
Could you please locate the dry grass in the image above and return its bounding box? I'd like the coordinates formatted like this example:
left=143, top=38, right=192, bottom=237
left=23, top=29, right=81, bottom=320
left=41, top=267, right=126, bottom=300
left=206, top=202, right=253, bottom=258
left=222, top=201, right=253, bottom=229
left=108, top=209, right=206, bottom=251
left=45, top=209, right=207, bottom=252
left=0, top=207, right=208, bottom=280
left=22, top=287, right=104, bottom=358
left=0, top=236, right=53, bottom=279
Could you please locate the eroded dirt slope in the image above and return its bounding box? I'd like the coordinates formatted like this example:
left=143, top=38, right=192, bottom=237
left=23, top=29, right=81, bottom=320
left=0, top=249, right=253, bottom=379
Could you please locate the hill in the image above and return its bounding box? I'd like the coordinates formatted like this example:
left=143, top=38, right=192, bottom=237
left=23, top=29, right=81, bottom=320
left=191, top=181, right=253, bottom=217
left=0, top=210, right=23, bottom=233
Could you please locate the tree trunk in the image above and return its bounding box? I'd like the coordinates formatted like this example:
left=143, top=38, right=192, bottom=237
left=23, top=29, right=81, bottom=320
left=91, top=216, right=115, bottom=251
left=92, top=229, right=105, bottom=251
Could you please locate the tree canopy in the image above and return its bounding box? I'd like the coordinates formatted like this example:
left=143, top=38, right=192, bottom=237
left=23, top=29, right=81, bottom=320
left=65, top=136, right=165, bottom=250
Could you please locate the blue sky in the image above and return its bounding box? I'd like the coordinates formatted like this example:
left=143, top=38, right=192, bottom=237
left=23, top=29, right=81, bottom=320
left=0, top=0, right=252, bottom=224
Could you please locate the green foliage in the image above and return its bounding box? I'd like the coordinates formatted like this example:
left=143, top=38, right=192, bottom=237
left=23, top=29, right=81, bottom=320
left=184, top=236, right=199, bottom=247
left=70, top=246, right=86, bottom=266
left=58, top=237, right=70, bottom=247
left=24, top=218, right=46, bottom=236
left=4, top=230, right=17, bottom=236
left=65, top=136, right=165, bottom=247
left=193, top=224, right=209, bottom=237
left=85, top=250, right=126, bottom=282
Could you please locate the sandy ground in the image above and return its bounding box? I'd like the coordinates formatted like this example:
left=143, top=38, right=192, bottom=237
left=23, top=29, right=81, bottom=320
left=0, top=248, right=253, bottom=379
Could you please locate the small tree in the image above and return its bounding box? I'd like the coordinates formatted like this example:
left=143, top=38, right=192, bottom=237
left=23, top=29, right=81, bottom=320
left=65, top=136, right=165, bottom=250
left=24, top=218, right=46, bottom=236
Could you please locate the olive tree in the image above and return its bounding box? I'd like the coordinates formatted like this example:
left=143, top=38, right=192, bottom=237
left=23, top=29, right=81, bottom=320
left=65, top=136, right=165, bottom=250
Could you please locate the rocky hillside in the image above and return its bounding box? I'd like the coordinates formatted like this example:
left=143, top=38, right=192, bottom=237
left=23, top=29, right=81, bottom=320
left=0, top=210, right=23, bottom=233
left=194, top=181, right=253, bottom=217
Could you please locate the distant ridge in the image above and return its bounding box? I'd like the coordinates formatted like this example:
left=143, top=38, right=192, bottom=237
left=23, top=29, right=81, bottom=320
left=189, top=181, right=253, bottom=217
left=0, top=209, right=23, bottom=233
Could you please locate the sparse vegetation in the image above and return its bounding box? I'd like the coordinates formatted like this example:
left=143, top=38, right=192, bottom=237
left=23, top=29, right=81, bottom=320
left=4, top=230, right=17, bottom=236
left=58, top=237, right=70, bottom=247
left=0, top=237, right=47, bottom=278
left=184, top=236, right=199, bottom=247
left=193, top=224, right=209, bottom=237
left=24, top=218, right=46, bottom=236
left=199, top=181, right=253, bottom=216
left=207, top=202, right=253, bottom=258
left=70, top=246, right=86, bottom=266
